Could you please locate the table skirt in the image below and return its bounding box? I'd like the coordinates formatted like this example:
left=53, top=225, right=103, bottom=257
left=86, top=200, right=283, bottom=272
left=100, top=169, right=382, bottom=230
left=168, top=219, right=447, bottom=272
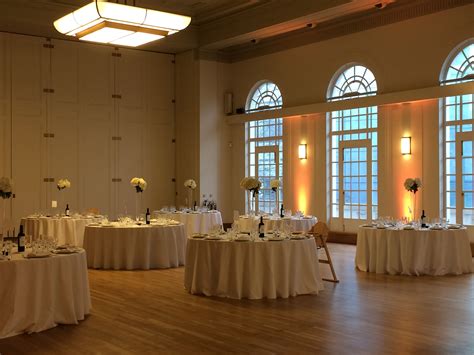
left=84, top=224, right=186, bottom=270
left=355, top=227, right=473, bottom=276
left=0, top=250, right=91, bottom=339
left=157, top=211, right=223, bottom=236
left=185, top=238, right=323, bottom=299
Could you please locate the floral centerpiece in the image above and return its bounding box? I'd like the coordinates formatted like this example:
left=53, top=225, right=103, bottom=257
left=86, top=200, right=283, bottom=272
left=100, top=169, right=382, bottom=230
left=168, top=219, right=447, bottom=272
left=240, top=177, right=261, bottom=214
left=270, top=179, right=280, bottom=192
left=184, top=179, right=197, bottom=190
left=404, top=178, right=421, bottom=221
left=56, top=178, right=71, bottom=214
left=184, top=179, right=197, bottom=208
left=240, top=177, right=261, bottom=197
left=0, top=177, right=12, bottom=199
left=404, top=178, right=421, bottom=194
left=57, top=178, right=71, bottom=191
left=130, top=177, right=147, bottom=193
left=131, top=177, right=147, bottom=221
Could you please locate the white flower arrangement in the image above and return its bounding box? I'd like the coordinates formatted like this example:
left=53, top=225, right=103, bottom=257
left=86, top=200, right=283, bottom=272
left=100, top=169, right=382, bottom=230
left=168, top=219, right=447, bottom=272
left=270, top=179, right=281, bottom=192
left=57, top=178, right=71, bottom=191
left=0, top=177, right=13, bottom=199
left=404, top=178, right=421, bottom=193
left=240, top=177, right=262, bottom=197
left=130, top=177, right=147, bottom=193
left=184, top=179, right=197, bottom=190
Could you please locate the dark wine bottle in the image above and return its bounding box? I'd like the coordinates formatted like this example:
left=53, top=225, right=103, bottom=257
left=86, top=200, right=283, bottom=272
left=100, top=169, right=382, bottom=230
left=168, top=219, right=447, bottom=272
left=193, top=201, right=197, bottom=211
left=146, top=208, right=151, bottom=225
left=65, top=204, right=70, bottom=217
left=280, top=204, right=284, bottom=218
left=421, top=209, right=426, bottom=228
left=17, top=225, right=25, bottom=253
left=258, top=216, right=265, bottom=238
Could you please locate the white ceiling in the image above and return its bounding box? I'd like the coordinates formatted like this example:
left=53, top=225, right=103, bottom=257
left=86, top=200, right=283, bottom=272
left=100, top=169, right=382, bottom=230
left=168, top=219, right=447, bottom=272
left=0, top=0, right=462, bottom=57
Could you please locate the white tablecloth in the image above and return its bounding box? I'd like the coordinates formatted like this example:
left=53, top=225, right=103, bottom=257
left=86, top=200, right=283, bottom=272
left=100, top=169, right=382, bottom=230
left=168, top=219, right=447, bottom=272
left=22, top=216, right=97, bottom=247
left=83, top=224, right=186, bottom=270
left=238, top=216, right=317, bottom=233
left=156, top=211, right=223, bottom=236
left=355, top=227, right=473, bottom=276
left=0, top=250, right=91, bottom=339
left=185, top=238, right=323, bottom=299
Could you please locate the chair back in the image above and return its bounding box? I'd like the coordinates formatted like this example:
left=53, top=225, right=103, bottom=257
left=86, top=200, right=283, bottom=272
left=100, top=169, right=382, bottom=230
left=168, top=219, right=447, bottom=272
left=309, top=221, right=329, bottom=247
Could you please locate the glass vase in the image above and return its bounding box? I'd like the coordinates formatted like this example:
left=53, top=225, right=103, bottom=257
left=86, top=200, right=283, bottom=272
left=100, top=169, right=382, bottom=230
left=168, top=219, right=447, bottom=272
left=135, top=193, right=142, bottom=222
left=188, top=189, right=193, bottom=209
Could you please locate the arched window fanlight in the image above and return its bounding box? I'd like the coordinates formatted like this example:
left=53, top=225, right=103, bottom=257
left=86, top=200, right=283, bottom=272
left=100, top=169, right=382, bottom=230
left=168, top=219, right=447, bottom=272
left=246, top=81, right=283, bottom=112
left=328, top=64, right=377, bottom=101
left=441, top=42, right=474, bottom=85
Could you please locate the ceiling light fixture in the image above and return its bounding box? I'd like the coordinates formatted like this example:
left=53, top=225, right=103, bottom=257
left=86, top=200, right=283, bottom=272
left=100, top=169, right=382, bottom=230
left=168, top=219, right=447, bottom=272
left=53, top=0, right=191, bottom=47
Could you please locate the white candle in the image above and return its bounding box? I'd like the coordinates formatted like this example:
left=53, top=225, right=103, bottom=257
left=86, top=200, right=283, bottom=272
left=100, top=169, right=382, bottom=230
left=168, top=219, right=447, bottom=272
left=52, top=200, right=57, bottom=208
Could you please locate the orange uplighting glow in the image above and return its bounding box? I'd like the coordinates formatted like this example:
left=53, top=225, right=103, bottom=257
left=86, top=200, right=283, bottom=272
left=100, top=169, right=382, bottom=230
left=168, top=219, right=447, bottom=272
left=294, top=141, right=310, bottom=213
left=298, top=187, right=308, bottom=214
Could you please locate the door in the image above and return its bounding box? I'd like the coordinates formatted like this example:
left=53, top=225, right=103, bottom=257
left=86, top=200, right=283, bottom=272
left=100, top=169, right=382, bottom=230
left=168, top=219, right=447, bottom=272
left=255, top=145, right=280, bottom=213
left=338, top=140, right=372, bottom=231
left=456, top=131, right=474, bottom=225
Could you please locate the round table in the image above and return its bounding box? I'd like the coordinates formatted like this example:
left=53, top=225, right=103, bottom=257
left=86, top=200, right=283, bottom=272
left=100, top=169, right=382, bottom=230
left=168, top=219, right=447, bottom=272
left=355, top=226, right=473, bottom=276
left=155, top=211, right=223, bottom=236
left=0, top=249, right=91, bottom=339
left=185, top=237, right=324, bottom=299
left=22, top=216, right=99, bottom=247
left=83, top=223, right=187, bottom=270
left=238, top=215, right=317, bottom=233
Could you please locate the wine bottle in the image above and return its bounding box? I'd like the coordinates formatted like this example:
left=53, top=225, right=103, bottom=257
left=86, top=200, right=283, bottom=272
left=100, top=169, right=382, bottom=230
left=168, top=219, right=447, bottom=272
left=146, top=208, right=151, bottom=225
left=65, top=204, right=70, bottom=217
left=258, top=216, right=265, bottom=239
left=17, top=225, right=25, bottom=253
left=280, top=204, right=284, bottom=218
left=193, top=201, right=197, bottom=211
left=421, top=209, right=426, bottom=228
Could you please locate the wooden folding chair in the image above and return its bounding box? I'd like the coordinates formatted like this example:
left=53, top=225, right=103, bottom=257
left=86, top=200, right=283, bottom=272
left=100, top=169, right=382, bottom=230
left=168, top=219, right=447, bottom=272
left=308, top=222, right=339, bottom=283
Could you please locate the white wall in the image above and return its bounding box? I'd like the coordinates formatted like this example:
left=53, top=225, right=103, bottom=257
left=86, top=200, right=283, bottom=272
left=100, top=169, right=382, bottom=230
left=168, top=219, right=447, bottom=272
left=1, top=32, right=176, bottom=226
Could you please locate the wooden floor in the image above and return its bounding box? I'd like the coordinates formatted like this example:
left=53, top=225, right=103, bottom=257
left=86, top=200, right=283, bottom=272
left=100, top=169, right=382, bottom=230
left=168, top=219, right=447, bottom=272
left=1, top=244, right=473, bottom=354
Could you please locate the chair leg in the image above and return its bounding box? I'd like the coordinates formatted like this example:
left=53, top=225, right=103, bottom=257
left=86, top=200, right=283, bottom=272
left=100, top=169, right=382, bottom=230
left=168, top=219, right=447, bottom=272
left=318, top=237, right=339, bottom=283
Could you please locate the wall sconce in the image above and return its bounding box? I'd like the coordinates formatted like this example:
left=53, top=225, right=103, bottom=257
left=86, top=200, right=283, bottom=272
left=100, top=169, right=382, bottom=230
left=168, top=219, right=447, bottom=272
left=401, top=137, right=411, bottom=155
left=298, top=144, right=307, bottom=160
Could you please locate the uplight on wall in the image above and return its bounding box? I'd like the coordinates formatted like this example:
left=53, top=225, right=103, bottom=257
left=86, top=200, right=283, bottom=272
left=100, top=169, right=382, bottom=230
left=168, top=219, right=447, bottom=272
left=298, top=144, right=307, bottom=160
left=401, top=137, right=411, bottom=155
left=53, top=1, right=191, bottom=47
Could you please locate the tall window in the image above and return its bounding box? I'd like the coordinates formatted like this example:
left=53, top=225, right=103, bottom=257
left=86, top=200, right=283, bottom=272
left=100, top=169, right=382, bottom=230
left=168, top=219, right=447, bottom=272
left=327, top=64, right=378, bottom=230
left=441, top=41, right=474, bottom=225
left=246, top=81, right=283, bottom=213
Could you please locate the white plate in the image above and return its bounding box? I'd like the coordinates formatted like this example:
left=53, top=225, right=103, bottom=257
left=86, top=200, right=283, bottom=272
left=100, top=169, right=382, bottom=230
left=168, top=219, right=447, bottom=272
left=290, top=235, right=306, bottom=240
left=191, top=234, right=206, bottom=239
left=52, top=249, right=79, bottom=254
left=205, top=236, right=223, bottom=240
left=266, top=237, right=286, bottom=241
left=447, top=224, right=461, bottom=229
left=234, top=234, right=251, bottom=242
left=24, top=252, right=51, bottom=258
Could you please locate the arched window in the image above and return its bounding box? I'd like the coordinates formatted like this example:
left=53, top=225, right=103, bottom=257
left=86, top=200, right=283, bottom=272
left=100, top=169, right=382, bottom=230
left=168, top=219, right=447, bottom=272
left=440, top=40, right=474, bottom=225
left=327, top=64, right=378, bottom=231
left=245, top=81, right=283, bottom=213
